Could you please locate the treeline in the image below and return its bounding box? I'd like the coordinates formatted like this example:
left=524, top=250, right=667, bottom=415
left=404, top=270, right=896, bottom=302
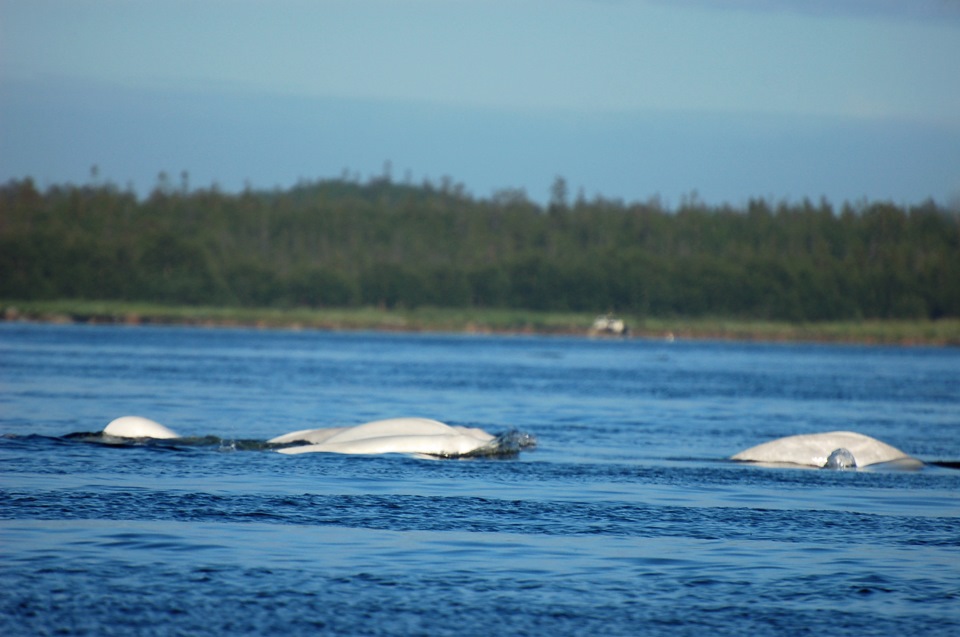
left=1, top=175, right=958, bottom=321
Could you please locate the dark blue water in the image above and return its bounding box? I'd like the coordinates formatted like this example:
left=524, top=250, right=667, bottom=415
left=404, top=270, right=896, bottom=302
left=2, top=323, right=958, bottom=636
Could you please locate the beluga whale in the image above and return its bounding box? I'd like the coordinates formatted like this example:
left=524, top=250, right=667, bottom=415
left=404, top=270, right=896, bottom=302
left=90, top=415, right=533, bottom=458
left=731, top=431, right=922, bottom=470
left=102, top=416, right=180, bottom=439
left=268, top=417, right=534, bottom=458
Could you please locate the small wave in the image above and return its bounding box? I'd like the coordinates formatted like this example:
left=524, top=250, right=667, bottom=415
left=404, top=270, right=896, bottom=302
left=462, top=430, right=538, bottom=458
left=59, top=432, right=273, bottom=452
left=52, top=430, right=538, bottom=458
left=929, top=460, right=960, bottom=471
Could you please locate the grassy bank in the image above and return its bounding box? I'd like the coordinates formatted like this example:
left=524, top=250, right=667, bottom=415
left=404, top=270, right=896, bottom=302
left=2, top=299, right=958, bottom=346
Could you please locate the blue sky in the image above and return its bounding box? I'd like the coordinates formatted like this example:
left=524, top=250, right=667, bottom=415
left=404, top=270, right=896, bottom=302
left=2, top=0, right=959, bottom=206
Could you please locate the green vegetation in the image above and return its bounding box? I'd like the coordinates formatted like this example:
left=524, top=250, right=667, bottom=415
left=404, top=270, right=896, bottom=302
left=0, top=300, right=594, bottom=333
left=1, top=173, right=958, bottom=343
left=3, top=300, right=958, bottom=345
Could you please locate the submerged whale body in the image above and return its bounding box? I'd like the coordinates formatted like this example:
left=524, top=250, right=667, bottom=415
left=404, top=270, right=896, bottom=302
left=103, top=416, right=180, bottom=439
left=731, top=431, right=922, bottom=470
left=269, top=417, right=528, bottom=457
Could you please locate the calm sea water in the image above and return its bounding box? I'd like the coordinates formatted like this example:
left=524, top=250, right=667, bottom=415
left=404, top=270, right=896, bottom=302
left=1, top=322, right=958, bottom=636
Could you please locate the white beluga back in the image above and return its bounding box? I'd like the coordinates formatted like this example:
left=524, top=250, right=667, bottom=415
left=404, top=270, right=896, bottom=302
left=731, top=431, right=921, bottom=470
left=269, top=417, right=509, bottom=457
left=103, top=416, right=180, bottom=440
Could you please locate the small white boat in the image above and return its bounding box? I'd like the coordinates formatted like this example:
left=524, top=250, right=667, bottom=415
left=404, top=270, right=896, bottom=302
left=589, top=314, right=628, bottom=336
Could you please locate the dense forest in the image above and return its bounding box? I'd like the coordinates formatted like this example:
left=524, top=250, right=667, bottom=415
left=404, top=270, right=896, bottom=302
left=1, top=174, right=958, bottom=321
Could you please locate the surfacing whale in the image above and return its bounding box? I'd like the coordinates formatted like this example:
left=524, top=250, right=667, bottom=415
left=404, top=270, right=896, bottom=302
left=103, top=416, right=180, bottom=440
left=731, top=431, right=922, bottom=470
left=268, top=417, right=532, bottom=458
left=94, top=415, right=533, bottom=458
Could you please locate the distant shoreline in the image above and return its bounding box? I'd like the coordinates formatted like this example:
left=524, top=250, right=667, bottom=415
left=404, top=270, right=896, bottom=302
left=2, top=300, right=958, bottom=346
